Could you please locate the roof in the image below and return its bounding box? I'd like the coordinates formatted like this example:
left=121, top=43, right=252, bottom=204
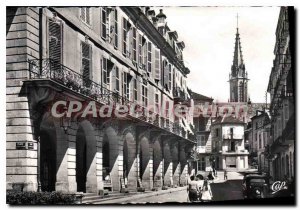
left=191, top=91, right=213, bottom=102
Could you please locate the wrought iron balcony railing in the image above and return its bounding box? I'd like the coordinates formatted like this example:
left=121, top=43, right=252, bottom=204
left=27, top=59, right=192, bottom=141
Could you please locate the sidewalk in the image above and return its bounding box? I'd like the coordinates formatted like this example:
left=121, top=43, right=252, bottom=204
left=83, top=186, right=187, bottom=204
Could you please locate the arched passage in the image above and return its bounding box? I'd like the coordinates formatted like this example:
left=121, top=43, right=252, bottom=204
left=163, top=140, right=172, bottom=187
left=139, top=136, right=151, bottom=190
left=75, top=120, right=97, bottom=193
left=105, top=125, right=121, bottom=191
left=171, top=142, right=180, bottom=186
left=40, top=114, right=57, bottom=192
left=123, top=128, right=137, bottom=190
left=153, top=139, right=162, bottom=188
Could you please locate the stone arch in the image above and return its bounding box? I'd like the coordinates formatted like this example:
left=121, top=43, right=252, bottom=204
left=171, top=141, right=180, bottom=186
left=104, top=123, right=120, bottom=191
left=138, top=133, right=151, bottom=190
left=75, top=120, right=97, bottom=193
left=39, top=112, right=58, bottom=192
left=163, top=140, right=172, bottom=187
left=122, top=126, right=137, bottom=191
left=152, top=138, right=163, bottom=188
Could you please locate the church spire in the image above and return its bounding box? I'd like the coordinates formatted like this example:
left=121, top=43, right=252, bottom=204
left=232, top=14, right=245, bottom=77
left=229, top=14, right=248, bottom=103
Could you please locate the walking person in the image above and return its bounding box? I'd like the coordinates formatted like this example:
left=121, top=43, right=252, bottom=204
left=224, top=169, right=228, bottom=180
left=187, top=175, right=200, bottom=202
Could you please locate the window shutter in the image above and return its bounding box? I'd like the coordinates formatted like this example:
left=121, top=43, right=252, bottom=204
left=163, top=60, right=169, bottom=89
left=114, top=8, right=118, bottom=48
left=81, top=42, right=91, bottom=87
left=86, top=7, right=91, bottom=25
left=80, top=8, right=86, bottom=22
left=49, top=19, right=62, bottom=63
left=154, top=48, right=160, bottom=80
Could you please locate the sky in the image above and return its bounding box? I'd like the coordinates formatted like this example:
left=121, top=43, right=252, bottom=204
left=156, top=6, right=280, bottom=103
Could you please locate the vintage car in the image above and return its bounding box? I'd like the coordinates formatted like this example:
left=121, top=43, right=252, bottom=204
left=242, top=174, right=269, bottom=199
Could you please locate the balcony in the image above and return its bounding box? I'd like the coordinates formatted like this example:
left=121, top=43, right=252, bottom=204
left=27, top=59, right=194, bottom=142
left=223, top=133, right=244, bottom=140
left=173, top=87, right=186, bottom=102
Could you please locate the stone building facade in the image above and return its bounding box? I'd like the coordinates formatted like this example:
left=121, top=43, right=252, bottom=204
left=210, top=116, right=249, bottom=171
left=6, top=7, right=195, bottom=193
left=192, top=92, right=214, bottom=173
left=267, top=7, right=294, bottom=181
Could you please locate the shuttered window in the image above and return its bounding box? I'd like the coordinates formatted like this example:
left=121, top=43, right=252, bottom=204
left=138, top=33, right=143, bottom=67
left=49, top=19, right=62, bottom=63
left=154, top=48, right=160, bottom=80
left=81, top=42, right=91, bottom=87
left=155, top=93, right=159, bottom=113
left=168, top=64, right=172, bottom=90
left=122, top=18, right=128, bottom=56
left=133, top=78, right=138, bottom=102
left=80, top=7, right=91, bottom=25
left=101, top=7, right=108, bottom=40
left=147, top=42, right=152, bottom=72
left=163, top=60, right=169, bottom=89
left=114, top=8, right=118, bottom=48
left=143, top=40, right=147, bottom=70
left=115, top=66, right=120, bottom=93
left=142, top=82, right=148, bottom=107
left=132, top=27, right=137, bottom=63
left=122, top=72, right=130, bottom=100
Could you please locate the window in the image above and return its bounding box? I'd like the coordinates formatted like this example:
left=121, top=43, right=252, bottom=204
left=198, top=135, right=206, bottom=147
left=142, top=81, right=148, bottom=107
left=132, top=27, right=137, bottom=62
left=122, top=18, right=131, bottom=56
left=101, top=7, right=108, bottom=39
left=113, top=8, right=118, bottom=48
left=81, top=41, right=91, bottom=87
left=198, top=157, right=205, bottom=171
left=258, top=133, right=262, bottom=149
left=215, top=128, right=219, bottom=137
left=155, top=93, right=159, bottom=113
left=49, top=18, right=62, bottom=63
left=143, top=40, right=148, bottom=70
left=101, top=58, right=114, bottom=89
left=115, top=67, right=120, bottom=93
left=122, top=72, right=130, bottom=100
left=133, top=78, right=137, bottom=102
left=168, top=63, right=172, bottom=90
left=80, top=7, right=91, bottom=25
left=138, top=34, right=143, bottom=67
left=230, top=127, right=234, bottom=135
left=147, top=42, right=152, bottom=72
left=154, top=48, right=160, bottom=80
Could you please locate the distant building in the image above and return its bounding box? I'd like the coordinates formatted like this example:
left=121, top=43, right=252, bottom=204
left=211, top=115, right=249, bottom=171
left=191, top=91, right=214, bottom=173
left=249, top=110, right=271, bottom=172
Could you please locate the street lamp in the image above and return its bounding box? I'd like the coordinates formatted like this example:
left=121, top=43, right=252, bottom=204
left=60, top=106, right=71, bottom=134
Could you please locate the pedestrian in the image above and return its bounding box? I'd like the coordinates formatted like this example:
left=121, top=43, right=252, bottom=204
left=224, top=169, right=227, bottom=180
left=188, top=175, right=200, bottom=202
left=207, top=171, right=214, bottom=181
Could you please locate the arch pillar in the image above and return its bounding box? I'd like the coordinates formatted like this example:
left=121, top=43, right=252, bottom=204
left=162, top=138, right=172, bottom=187
left=179, top=142, right=188, bottom=186
left=137, top=129, right=152, bottom=190
left=171, top=140, right=180, bottom=187
left=151, top=133, right=163, bottom=189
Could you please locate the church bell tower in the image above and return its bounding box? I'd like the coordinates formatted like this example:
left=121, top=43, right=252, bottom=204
left=229, top=14, right=249, bottom=102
